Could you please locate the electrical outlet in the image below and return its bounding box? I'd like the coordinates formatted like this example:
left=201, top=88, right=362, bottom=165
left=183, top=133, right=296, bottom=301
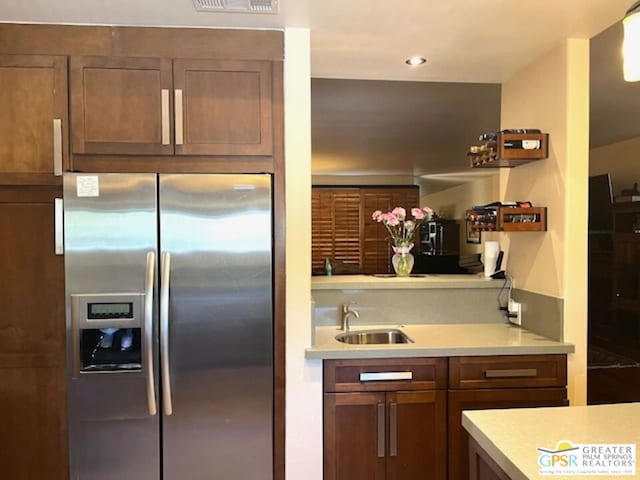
left=508, top=299, right=522, bottom=326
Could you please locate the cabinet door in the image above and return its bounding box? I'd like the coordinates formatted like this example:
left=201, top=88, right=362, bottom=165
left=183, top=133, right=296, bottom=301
left=324, top=392, right=386, bottom=480
left=173, top=59, right=273, bottom=156
left=387, top=391, right=446, bottom=480
left=70, top=56, right=173, bottom=155
left=0, top=55, right=68, bottom=183
left=447, top=388, right=567, bottom=480
left=0, top=187, right=67, bottom=479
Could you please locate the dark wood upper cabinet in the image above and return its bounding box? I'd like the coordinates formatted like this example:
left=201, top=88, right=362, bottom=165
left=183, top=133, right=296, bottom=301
left=70, top=56, right=173, bottom=155
left=173, top=59, right=273, bottom=156
left=70, top=56, right=274, bottom=158
left=0, top=55, right=68, bottom=185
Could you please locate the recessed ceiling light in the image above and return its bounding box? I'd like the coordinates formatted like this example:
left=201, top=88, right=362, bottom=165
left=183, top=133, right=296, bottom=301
left=405, top=56, right=427, bottom=66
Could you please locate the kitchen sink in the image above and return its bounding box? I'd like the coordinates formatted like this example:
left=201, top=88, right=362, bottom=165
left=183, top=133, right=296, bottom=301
left=335, top=329, right=413, bottom=345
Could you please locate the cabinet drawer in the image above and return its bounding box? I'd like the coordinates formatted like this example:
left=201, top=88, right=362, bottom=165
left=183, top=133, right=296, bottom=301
left=449, top=354, right=567, bottom=389
left=324, top=358, right=447, bottom=393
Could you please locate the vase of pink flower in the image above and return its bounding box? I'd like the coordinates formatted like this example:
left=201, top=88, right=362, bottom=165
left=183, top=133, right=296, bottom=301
left=372, top=206, right=434, bottom=277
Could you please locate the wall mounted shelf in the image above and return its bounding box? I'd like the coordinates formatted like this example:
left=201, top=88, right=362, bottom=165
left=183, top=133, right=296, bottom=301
left=466, top=206, right=547, bottom=232
left=468, top=132, right=549, bottom=168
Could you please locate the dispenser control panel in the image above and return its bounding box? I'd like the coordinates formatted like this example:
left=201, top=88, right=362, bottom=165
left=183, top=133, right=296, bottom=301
left=70, top=293, right=145, bottom=374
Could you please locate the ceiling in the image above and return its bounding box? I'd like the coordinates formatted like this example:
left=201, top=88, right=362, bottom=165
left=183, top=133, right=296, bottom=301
left=0, top=0, right=632, bottom=82
left=0, top=0, right=635, bottom=189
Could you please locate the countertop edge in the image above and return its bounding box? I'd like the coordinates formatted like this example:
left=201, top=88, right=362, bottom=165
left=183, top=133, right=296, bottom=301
left=462, top=412, right=530, bottom=480
left=311, top=274, right=505, bottom=290
left=304, top=344, right=575, bottom=360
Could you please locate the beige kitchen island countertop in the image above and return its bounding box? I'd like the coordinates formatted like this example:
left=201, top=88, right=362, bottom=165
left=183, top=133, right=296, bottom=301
left=305, top=322, right=574, bottom=359
left=463, top=403, right=640, bottom=480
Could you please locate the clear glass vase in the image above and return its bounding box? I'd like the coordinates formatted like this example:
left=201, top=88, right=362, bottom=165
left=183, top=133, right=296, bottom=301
left=392, top=243, right=414, bottom=277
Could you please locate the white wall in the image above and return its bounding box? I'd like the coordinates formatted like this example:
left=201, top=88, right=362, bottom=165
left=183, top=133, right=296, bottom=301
left=284, top=28, right=323, bottom=480
left=500, top=39, right=589, bottom=405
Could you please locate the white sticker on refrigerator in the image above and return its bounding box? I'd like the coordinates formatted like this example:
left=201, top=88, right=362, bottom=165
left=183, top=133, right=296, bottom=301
left=76, top=176, right=100, bottom=197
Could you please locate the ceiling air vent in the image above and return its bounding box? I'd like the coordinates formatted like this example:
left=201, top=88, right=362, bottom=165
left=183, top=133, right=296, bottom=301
left=192, top=0, right=279, bottom=14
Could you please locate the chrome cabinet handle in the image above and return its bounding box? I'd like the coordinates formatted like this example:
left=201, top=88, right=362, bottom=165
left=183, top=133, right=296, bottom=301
left=484, top=368, right=537, bottom=378
left=53, top=118, right=62, bottom=176
left=54, top=198, right=63, bottom=255
left=389, top=402, right=398, bottom=457
left=161, top=252, right=173, bottom=415
left=174, top=89, right=183, bottom=145
left=360, top=372, right=413, bottom=382
left=144, top=251, right=157, bottom=416
left=161, top=89, right=170, bottom=145
left=377, top=403, right=385, bottom=458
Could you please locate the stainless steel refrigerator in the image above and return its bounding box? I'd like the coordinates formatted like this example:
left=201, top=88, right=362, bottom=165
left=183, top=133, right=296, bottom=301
left=63, top=173, right=273, bottom=480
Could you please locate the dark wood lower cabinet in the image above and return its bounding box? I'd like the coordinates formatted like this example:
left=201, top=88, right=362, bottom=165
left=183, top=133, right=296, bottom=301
left=387, top=391, right=447, bottom=480
left=324, top=392, right=387, bottom=480
left=0, top=187, right=67, bottom=479
left=324, top=391, right=447, bottom=480
left=468, top=437, right=512, bottom=480
left=322, top=352, right=568, bottom=480
left=447, top=388, right=568, bottom=480
left=323, top=358, right=448, bottom=480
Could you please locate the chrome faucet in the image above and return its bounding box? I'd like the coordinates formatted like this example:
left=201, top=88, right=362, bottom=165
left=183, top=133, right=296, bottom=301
left=341, top=303, right=360, bottom=332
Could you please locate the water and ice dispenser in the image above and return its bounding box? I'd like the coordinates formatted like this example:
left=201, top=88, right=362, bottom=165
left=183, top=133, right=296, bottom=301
left=71, top=293, right=145, bottom=374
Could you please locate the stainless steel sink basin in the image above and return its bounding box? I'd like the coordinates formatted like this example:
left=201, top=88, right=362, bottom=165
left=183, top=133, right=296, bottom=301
left=335, top=329, right=413, bottom=345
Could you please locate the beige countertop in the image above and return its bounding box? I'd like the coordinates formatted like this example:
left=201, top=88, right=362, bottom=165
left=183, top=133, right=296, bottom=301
left=305, top=323, right=574, bottom=359
left=312, top=274, right=503, bottom=290
left=463, top=403, right=640, bottom=479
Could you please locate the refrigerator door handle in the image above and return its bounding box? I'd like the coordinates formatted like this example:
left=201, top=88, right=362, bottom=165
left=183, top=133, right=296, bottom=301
left=144, top=251, right=158, bottom=416
left=161, top=251, right=174, bottom=415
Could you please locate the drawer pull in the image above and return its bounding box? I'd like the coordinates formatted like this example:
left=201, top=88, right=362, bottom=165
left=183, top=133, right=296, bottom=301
left=360, top=372, right=413, bottom=382
left=377, top=403, right=385, bottom=458
left=389, top=402, right=398, bottom=457
left=484, top=368, right=537, bottom=378
left=161, top=89, right=170, bottom=145
left=53, top=118, right=62, bottom=176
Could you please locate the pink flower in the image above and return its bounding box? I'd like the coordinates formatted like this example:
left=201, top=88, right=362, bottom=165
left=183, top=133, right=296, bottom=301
left=385, top=213, right=400, bottom=226
left=372, top=210, right=382, bottom=221
left=391, top=207, right=406, bottom=220
left=411, top=208, right=425, bottom=220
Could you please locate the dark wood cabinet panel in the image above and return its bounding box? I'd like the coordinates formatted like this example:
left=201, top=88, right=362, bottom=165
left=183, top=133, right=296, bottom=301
left=324, top=392, right=387, bottom=480
left=324, top=357, right=448, bottom=393
left=71, top=56, right=276, bottom=161
left=70, top=56, right=173, bottom=155
left=386, top=391, right=446, bottom=480
left=174, top=59, right=273, bottom=156
left=468, top=437, right=512, bottom=480
left=447, top=387, right=567, bottom=480
left=0, top=187, right=67, bottom=479
left=0, top=55, right=68, bottom=184
left=449, top=354, right=567, bottom=389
